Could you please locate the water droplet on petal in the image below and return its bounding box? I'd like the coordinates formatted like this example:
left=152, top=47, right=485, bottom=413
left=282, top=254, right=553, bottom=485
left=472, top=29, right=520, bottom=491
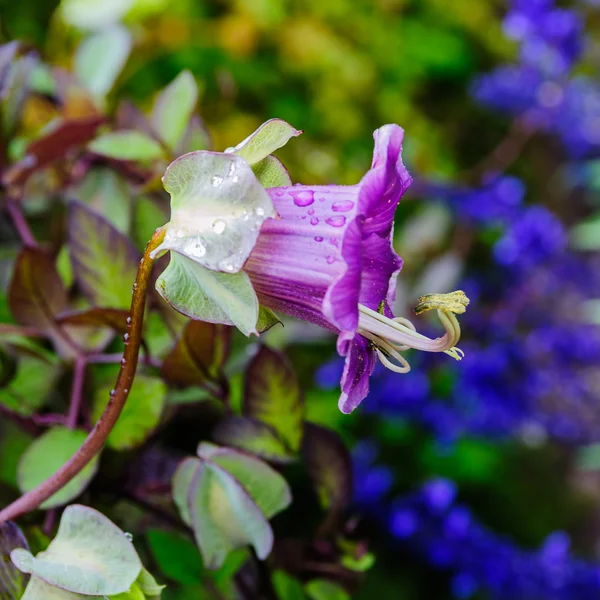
left=124, top=532, right=133, bottom=542
left=310, top=217, right=319, bottom=225
left=326, top=216, right=346, bottom=227
left=326, top=255, right=336, bottom=264
left=308, top=208, right=315, bottom=215
left=332, top=200, right=354, bottom=212
left=314, top=236, right=324, bottom=242
left=291, top=190, right=315, bottom=206
left=228, top=162, right=236, bottom=176
left=211, top=175, right=223, bottom=187
left=255, top=207, right=265, bottom=216
left=212, top=219, right=226, bottom=234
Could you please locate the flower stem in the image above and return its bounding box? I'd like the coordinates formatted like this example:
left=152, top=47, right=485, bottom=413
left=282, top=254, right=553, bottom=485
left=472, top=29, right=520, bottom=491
left=66, top=356, right=86, bottom=429
left=0, top=227, right=166, bottom=523
left=5, top=199, right=36, bottom=247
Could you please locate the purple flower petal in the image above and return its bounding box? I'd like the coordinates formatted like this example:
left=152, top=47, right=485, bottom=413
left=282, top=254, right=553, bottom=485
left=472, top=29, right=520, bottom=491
left=338, top=333, right=377, bottom=414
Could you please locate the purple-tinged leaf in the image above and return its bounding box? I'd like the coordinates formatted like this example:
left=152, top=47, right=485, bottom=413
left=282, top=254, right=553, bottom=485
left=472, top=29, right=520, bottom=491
left=55, top=307, right=130, bottom=334
left=3, top=116, right=105, bottom=186
left=161, top=320, right=230, bottom=388
left=68, top=201, right=139, bottom=309
left=212, top=416, right=296, bottom=464
left=151, top=71, right=198, bottom=152
left=301, top=423, right=352, bottom=516
left=0, top=42, right=19, bottom=96
left=8, top=248, right=67, bottom=335
left=0, top=521, right=30, bottom=600
left=244, top=346, right=304, bottom=453
left=172, top=457, right=199, bottom=527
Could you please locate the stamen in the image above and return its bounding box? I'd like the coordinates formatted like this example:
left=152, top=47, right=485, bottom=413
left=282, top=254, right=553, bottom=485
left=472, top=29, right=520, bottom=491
left=357, top=290, right=470, bottom=375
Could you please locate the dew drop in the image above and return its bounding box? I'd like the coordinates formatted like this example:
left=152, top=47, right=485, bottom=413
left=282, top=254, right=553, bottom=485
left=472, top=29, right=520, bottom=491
left=276, top=190, right=284, bottom=196
left=110, top=389, right=116, bottom=397
left=255, top=206, right=265, bottom=216
left=332, top=200, right=354, bottom=212
left=211, top=175, right=223, bottom=187
left=126, top=317, right=132, bottom=326
left=123, top=333, right=130, bottom=342
left=124, top=388, right=129, bottom=394
left=291, top=190, right=315, bottom=207
left=326, top=255, right=336, bottom=264
left=121, top=358, right=127, bottom=365
left=314, top=236, right=324, bottom=242
left=132, top=282, right=138, bottom=290
left=326, top=216, right=346, bottom=227
left=212, top=219, right=226, bottom=234
left=310, top=217, right=319, bottom=225
left=228, top=162, right=236, bottom=176
left=139, top=258, right=144, bottom=265
left=185, top=240, right=206, bottom=257
left=124, top=532, right=133, bottom=542
left=308, top=208, right=315, bottom=215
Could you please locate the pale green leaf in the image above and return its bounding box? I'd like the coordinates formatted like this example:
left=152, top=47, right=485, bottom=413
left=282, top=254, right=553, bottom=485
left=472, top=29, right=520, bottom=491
left=226, top=119, right=302, bottom=166
left=156, top=253, right=259, bottom=337
left=203, top=446, right=292, bottom=519
left=11, top=505, right=141, bottom=596
left=17, top=427, right=100, bottom=509
left=74, top=25, right=131, bottom=99
left=256, top=306, right=283, bottom=333
left=153, top=151, right=275, bottom=273
left=272, top=570, right=306, bottom=600
left=20, top=577, right=88, bottom=600
left=172, top=457, right=200, bottom=527
left=60, top=0, right=134, bottom=30
left=92, top=375, right=166, bottom=450
left=151, top=71, right=198, bottom=151
left=252, top=155, right=292, bottom=188
left=136, top=567, right=166, bottom=597
left=109, top=582, right=145, bottom=600
left=188, top=463, right=273, bottom=569
left=89, top=130, right=165, bottom=162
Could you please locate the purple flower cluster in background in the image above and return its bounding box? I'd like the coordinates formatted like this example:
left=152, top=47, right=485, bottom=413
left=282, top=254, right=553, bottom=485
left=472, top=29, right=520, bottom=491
left=353, top=443, right=600, bottom=600
left=472, top=0, right=600, bottom=157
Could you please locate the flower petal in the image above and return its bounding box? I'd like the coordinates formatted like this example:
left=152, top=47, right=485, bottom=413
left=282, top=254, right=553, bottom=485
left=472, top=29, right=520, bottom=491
left=337, top=334, right=377, bottom=414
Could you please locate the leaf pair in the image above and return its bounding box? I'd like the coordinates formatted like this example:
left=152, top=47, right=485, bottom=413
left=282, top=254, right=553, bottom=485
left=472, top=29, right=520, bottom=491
left=155, top=119, right=301, bottom=337
left=9, top=505, right=163, bottom=599
left=172, top=443, right=291, bottom=569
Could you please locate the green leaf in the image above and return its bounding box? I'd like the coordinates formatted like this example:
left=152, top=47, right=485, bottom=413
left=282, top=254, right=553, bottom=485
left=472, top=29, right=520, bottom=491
left=74, top=25, right=132, bottom=99
left=17, top=427, right=100, bottom=509
left=153, top=151, right=276, bottom=273
left=212, top=417, right=296, bottom=463
left=73, top=167, right=132, bottom=233
left=226, top=118, right=302, bottom=166
left=256, top=306, right=283, bottom=333
left=198, top=444, right=292, bottom=519
left=60, top=0, right=134, bottom=30
left=2, top=54, right=35, bottom=138
left=188, top=462, right=273, bottom=569
left=89, top=130, right=165, bottom=162
left=8, top=248, right=67, bottom=335
left=156, top=253, right=259, bottom=337
left=92, top=375, right=166, bottom=450
left=0, top=354, right=58, bottom=416
left=109, top=582, right=146, bottom=600
left=146, top=529, right=203, bottom=585
left=340, top=551, right=375, bottom=572
left=11, top=505, right=142, bottom=596
left=301, top=423, right=352, bottom=515
left=252, top=155, right=292, bottom=188
left=0, top=421, right=32, bottom=487
left=161, top=320, right=230, bottom=388
left=272, top=570, right=306, bottom=600
left=151, top=71, right=198, bottom=151
left=69, top=201, right=140, bottom=309
left=0, top=522, right=30, bottom=600
left=570, top=213, right=600, bottom=251
left=244, top=346, right=304, bottom=452
left=305, top=580, right=350, bottom=600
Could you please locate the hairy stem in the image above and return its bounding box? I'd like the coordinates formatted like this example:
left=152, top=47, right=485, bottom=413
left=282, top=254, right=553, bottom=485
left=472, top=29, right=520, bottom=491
left=0, top=227, right=166, bottom=523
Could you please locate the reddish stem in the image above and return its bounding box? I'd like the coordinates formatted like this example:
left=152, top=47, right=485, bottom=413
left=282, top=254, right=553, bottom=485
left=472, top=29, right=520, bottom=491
left=0, top=227, right=166, bottom=523
left=5, top=200, right=36, bottom=247
left=67, top=357, right=86, bottom=429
